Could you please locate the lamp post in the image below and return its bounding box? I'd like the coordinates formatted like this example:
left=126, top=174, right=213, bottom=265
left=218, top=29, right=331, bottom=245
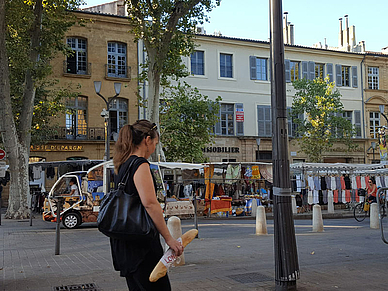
left=371, top=141, right=376, bottom=163
left=94, top=81, right=122, bottom=161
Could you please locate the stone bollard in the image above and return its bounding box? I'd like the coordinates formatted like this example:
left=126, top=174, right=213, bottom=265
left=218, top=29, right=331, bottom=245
left=328, top=192, right=335, bottom=214
left=312, top=205, right=324, bottom=232
left=255, top=206, right=268, bottom=235
left=251, top=199, right=257, bottom=217
left=370, top=203, right=379, bottom=229
left=167, top=216, right=185, bottom=265
left=291, top=195, right=297, bottom=214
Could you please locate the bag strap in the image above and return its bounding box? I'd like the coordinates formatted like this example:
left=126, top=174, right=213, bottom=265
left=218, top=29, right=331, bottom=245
left=117, top=156, right=140, bottom=189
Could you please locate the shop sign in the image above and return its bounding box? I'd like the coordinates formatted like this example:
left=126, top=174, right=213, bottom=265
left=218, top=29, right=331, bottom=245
left=236, top=108, right=244, bottom=122
left=0, top=149, right=5, bottom=160
left=202, top=147, right=240, bottom=153
left=30, top=145, right=84, bottom=152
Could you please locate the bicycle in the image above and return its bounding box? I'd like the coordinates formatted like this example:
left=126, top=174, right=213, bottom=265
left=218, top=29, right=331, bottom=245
left=354, top=188, right=386, bottom=222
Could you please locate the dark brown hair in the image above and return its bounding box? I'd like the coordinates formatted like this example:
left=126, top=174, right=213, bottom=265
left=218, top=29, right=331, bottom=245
left=113, top=119, right=159, bottom=174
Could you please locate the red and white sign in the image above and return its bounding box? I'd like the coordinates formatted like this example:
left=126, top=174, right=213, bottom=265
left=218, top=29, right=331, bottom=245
left=236, top=110, right=244, bottom=122
left=0, top=149, right=5, bottom=160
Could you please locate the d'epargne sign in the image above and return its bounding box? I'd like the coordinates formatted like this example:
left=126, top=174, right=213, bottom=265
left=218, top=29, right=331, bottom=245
left=30, top=145, right=84, bottom=152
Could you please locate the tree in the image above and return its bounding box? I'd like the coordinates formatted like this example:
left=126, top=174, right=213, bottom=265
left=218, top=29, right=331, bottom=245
left=160, top=82, right=220, bottom=162
left=127, top=0, right=221, bottom=158
left=0, top=0, right=81, bottom=218
left=290, top=77, right=356, bottom=163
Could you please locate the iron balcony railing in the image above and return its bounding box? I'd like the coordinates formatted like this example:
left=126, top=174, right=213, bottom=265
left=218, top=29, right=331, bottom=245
left=49, top=127, right=106, bottom=141
left=105, top=64, right=131, bottom=79
left=63, top=61, right=92, bottom=76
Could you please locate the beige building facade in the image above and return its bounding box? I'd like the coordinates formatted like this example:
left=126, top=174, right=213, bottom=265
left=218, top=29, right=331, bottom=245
left=30, top=11, right=139, bottom=162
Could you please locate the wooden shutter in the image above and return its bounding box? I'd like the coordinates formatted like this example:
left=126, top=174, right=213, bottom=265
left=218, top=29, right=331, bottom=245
left=285, top=59, right=291, bottom=83
left=335, top=64, right=342, bottom=86
left=326, top=63, right=333, bottom=82
left=352, top=66, right=358, bottom=88
left=308, top=61, right=315, bottom=80
left=354, top=110, right=362, bottom=137
left=249, top=56, right=257, bottom=80
left=257, top=106, right=265, bottom=136
left=302, top=61, right=308, bottom=79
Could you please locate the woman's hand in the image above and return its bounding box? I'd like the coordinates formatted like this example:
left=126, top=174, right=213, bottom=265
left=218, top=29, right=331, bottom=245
left=165, top=237, right=184, bottom=257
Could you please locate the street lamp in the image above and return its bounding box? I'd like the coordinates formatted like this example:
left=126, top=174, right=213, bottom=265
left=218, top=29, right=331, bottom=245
left=94, top=81, right=122, bottom=161
left=371, top=141, right=376, bottom=163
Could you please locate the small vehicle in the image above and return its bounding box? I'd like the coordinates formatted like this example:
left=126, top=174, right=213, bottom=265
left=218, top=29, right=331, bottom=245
left=43, top=161, right=113, bottom=229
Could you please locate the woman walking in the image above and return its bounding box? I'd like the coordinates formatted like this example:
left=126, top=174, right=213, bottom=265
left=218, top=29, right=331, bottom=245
left=110, top=120, right=183, bottom=290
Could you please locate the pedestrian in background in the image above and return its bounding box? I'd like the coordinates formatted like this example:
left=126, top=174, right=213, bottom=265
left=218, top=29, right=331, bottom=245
left=110, top=119, right=183, bottom=291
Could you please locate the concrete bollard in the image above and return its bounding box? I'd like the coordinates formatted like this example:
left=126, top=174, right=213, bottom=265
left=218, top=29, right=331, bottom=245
left=291, top=195, right=297, bottom=214
left=255, top=206, right=268, bottom=235
left=251, top=198, right=257, bottom=217
left=370, top=203, right=379, bottom=229
left=312, top=205, right=324, bottom=232
left=328, top=192, right=335, bottom=214
left=167, top=216, right=185, bottom=265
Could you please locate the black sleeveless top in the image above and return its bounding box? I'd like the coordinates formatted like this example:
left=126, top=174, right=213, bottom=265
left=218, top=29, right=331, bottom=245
left=110, top=155, right=163, bottom=276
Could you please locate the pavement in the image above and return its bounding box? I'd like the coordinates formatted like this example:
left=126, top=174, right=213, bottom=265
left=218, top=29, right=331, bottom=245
left=1, top=208, right=388, bottom=291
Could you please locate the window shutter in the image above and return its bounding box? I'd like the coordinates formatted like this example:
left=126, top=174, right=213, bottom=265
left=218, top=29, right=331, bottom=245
left=335, top=64, right=342, bottom=86
left=249, top=56, right=257, bottom=80
left=326, top=63, right=333, bottom=82
left=352, top=66, right=358, bottom=88
left=354, top=110, right=361, bottom=137
left=302, top=61, right=308, bottom=79
left=285, top=59, right=291, bottom=83
left=236, top=103, right=244, bottom=136
left=308, top=61, right=315, bottom=80
left=257, top=106, right=265, bottom=136
left=214, top=104, right=221, bottom=135
left=264, top=106, right=272, bottom=136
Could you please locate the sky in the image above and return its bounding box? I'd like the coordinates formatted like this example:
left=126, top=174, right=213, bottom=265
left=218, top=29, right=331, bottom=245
left=81, top=0, right=387, bottom=52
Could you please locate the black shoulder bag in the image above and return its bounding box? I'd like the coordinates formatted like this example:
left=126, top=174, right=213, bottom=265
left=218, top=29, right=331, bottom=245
left=97, top=157, right=157, bottom=241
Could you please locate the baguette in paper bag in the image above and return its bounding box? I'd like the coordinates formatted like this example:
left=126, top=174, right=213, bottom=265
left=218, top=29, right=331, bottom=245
left=149, top=229, right=198, bottom=282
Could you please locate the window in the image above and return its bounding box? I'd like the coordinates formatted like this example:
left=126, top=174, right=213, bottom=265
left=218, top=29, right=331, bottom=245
left=287, top=108, right=303, bottom=137
left=191, top=51, right=204, bottom=75
left=107, top=42, right=127, bottom=78
left=66, top=38, right=87, bottom=75
left=343, top=111, right=352, bottom=123
left=109, top=98, right=128, bottom=139
left=370, top=112, right=380, bottom=138
left=342, top=66, right=350, bottom=87
left=66, top=96, right=88, bottom=140
left=257, top=105, right=272, bottom=137
left=220, top=104, right=234, bottom=135
left=220, top=53, right=233, bottom=78
left=368, top=67, right=379, bottom=90
left=256, top=58, right=267, bottom=80
left=315, top=63, right=325, bottom=80
left=290, top=61, right=300, bottom=82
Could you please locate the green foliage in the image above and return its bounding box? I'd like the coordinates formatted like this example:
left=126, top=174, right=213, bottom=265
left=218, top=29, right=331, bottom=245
left=291, top=77, right=356, bottom=163
left=127, top=0, right=221, bottom=83
left=5, top=0, right=83, bottom=142
left=160, top=82, right=221, bottom=162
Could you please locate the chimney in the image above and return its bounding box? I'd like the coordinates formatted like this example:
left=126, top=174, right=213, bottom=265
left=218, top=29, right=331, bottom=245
left=289, top=24, right=294, bottom=45
left=324, top=37, right=327, bottom=49
left=283, top=12, right=289, bottom=44
left=339, top=18, right=343, bottom=47
left=344, top=14, right=350, bottom=51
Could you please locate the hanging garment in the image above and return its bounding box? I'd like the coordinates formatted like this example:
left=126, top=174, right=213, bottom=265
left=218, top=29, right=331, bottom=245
left=328, top=190, right=333, bottom=203
left=331, top=176, right=336, bottom=191
left=340, top=176, right=346, bottom=190
left=356, top=176, right=362, bottom=189
left=296, top=175, right=302, bottom=192
left=33, top=166, right=42, bottom=180
left=321, top=176, right=327, bottom=190
left=376, top=176, right=382, bottom=188
left=355, top=189, right=359, bottom=202
left=385, top=176, right=388, bottom=188
left=337, top=189, right=342, bottom=203
left=380, top=176, right=386, bottom=188
left=314, top=176, right=321, bottom=191
left=345, top=190, right=351, bottom=202
left=361, top=176, right=366, bottom=189
left=322, top=190, right=328, bottom=204
left=344, top=176, right=351, bottom=190
left=351, top=189, right=356, bottom=202
left=46, top=166, right=55, bottom=180
left=333, top=190, right=339, bottom=203
left=308, top=190, right=313, bottom=205
left=251, top=165, right=260, bottom=179
left=313, top=190, right=319, bottom=204
left=244, top=166, right=253, bottom=178
left=308, top=176, right=315, bottom=191
left=336, top=176, right=342, bottom=190
left=341, top=190, right=347, bottom=203
left=225, top=164, right=241, bottom=184
left=325, top=176, right=331, bottom=191
left=351, top=175, right=357, bottom=190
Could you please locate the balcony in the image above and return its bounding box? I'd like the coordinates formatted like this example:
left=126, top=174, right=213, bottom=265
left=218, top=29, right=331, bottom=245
left=105, top=64, right=131, bottom=81
left=63, top=61, right=92, bottom=78
left=50, top=127, right=106, bottom=141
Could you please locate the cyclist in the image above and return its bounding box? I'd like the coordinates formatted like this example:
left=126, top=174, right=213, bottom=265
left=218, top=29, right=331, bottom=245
left=366, top=177, right=377, bottom=203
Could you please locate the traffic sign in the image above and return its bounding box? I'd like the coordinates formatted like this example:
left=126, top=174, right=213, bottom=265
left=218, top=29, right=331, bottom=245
left=0, top=149, right=5, bottom=160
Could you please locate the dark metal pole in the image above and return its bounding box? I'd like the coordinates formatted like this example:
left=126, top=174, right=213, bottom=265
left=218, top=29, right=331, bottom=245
left=55, top=197, right=63, bottom=255
left=29, top=194, right=33, bottom=226
left=269, top=0, right=299, bottom=290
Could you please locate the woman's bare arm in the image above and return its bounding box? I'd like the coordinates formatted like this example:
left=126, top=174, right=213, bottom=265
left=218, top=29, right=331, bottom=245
left=134, top=163, right=183, bottom=256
